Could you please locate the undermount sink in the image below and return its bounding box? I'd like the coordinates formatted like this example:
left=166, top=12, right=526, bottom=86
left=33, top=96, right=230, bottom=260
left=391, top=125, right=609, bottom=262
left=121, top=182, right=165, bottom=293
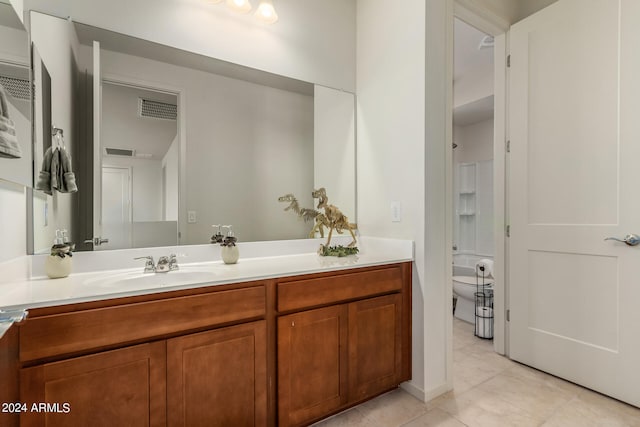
left=83, top=265, right=222, bottom=289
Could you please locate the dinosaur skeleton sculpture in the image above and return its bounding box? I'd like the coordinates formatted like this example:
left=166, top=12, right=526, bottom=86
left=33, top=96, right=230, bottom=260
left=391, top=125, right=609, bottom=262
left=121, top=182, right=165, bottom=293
left=278, top=188, right=357, bottom=248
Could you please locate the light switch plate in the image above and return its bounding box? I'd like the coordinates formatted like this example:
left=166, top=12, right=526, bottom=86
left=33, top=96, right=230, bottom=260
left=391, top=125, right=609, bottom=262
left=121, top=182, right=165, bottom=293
left=391, top=201, right=401, bottom=222
left=187, top=210, right=197, bottom=223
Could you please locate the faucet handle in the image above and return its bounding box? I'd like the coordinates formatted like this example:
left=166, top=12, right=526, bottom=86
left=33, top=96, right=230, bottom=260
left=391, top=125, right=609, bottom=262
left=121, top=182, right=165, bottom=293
left=168, top=254, right=180, bottom=271
left=134, top=256, right=155, bottom=273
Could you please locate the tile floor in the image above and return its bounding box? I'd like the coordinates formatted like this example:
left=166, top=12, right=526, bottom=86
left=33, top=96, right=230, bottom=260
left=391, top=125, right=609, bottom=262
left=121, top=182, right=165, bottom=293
left=314, top=318, right=640, bottom=427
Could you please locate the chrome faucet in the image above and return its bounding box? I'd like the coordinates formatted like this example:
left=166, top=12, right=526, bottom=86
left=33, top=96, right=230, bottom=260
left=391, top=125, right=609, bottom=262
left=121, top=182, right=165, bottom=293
left=156, top=254, right=179, bottom=273
left=134, top=256, right=156, bottom=273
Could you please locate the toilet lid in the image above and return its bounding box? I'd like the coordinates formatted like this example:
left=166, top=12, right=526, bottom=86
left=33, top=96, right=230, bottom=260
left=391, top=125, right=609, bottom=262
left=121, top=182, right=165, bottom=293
left=452, top=275, right=493, bottom=286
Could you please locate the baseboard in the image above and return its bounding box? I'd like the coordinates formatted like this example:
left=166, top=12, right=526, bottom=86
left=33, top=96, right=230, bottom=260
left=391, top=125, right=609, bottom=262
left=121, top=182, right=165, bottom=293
left=400, top=381, right=426, bottom=402
left=424, top=382, right=453, bottom=403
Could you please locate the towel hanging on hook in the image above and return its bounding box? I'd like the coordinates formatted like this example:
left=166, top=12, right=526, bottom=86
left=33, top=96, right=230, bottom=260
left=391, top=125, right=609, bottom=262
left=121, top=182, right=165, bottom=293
left=35, top=126, right=77, bottom=194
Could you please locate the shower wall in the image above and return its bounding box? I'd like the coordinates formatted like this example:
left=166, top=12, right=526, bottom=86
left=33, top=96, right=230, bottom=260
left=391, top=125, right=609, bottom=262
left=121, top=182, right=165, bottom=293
left=453, top=118, right=494, bottom=257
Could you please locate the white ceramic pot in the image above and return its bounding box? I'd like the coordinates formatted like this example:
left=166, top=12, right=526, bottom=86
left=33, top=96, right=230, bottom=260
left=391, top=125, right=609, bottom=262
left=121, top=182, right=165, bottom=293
left=45, top=255, right=72, bottom=279
left=221, top=245, right=239, bottom=264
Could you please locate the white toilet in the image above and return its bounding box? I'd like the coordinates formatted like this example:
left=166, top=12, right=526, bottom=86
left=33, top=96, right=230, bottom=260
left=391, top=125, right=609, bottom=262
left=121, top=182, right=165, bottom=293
left=453, top=275, right=493, bottom=324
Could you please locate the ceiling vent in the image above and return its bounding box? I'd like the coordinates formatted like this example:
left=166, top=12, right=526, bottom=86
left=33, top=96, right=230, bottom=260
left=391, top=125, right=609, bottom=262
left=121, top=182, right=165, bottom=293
left=0, top=76, right=31, bottom=100
left=105, top=147, right=135, bottom=157
left=139, top=98, right=177, bottom=121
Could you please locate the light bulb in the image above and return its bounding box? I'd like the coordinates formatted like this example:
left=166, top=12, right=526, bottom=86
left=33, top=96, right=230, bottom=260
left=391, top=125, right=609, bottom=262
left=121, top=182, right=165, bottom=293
left=226, top=0, right=252, bottom=14
left=255, top=0, right=278, bottom=24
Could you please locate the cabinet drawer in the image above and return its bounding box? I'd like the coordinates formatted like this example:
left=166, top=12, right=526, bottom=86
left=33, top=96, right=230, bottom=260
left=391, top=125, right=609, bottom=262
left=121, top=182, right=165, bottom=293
left=20, top=285, right=265, bottom=362
left=277, top=266, right=403, bottom=312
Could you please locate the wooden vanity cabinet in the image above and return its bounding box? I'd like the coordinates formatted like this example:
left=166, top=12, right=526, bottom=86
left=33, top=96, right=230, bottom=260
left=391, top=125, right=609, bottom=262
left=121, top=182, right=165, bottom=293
left=276, top=263, right=411, bottom=427
left=17, top=282, right=268, bottom=427
left=277, top=305, right=349, bottom=426
left=20, top=341, right=167, bottom=427
left=167, top=321, right=267, bottom=427
left=9, top=262, right=411, bottom=427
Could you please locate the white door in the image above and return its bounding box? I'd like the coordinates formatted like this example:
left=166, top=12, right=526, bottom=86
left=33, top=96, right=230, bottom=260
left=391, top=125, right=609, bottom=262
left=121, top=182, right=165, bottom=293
left=509, top=0, right=640, bottom=407
left=101, top=167, right=131, bottom=250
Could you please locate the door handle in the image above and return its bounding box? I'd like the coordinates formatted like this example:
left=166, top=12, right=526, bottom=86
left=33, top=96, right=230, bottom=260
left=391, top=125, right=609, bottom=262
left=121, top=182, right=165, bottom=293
left=83, top=237, right=110, bottom=246
left=604, top=234, right=640, bottom=246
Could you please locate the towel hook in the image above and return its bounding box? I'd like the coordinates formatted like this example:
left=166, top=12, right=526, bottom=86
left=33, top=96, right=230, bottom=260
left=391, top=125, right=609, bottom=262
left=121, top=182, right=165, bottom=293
left=52, top=126, right=64, bottom=137
left=51, top=126, right=65, bottom=150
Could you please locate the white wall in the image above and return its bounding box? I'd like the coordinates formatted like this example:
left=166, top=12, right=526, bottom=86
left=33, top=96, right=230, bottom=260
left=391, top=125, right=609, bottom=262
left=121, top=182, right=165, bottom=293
left=0, top=17, right=27, bottom=62
left=30, top=11, right=80, bottom=252
left=0, top=10, right=31, bottom=187
left=0, top=179, right=26, bottom=263
left=314, top=85, right=356, bottom=220
left=101, top=83, right=177, bottom=159
left=22, top=0, right=356, bottom=92
left=101, top=82, right=177, bottom=224
left=356, top=0, right=426, bottom=398
left=453, top=62, right=493, bottom=109
left=88, top=47, right=314, bottom=244
left=454, top=118, right=494, bottom=163
left=162, top=135, right=179, bottom=221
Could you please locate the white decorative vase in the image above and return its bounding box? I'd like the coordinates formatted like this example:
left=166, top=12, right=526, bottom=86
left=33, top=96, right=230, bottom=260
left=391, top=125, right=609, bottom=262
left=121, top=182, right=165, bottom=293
left=221, top=246, right=239, bottom=264
left=45, top=255, right=72, bottom=279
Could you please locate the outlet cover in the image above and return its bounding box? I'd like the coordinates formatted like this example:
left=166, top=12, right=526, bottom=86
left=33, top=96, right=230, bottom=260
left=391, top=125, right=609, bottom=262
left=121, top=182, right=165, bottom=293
left=187, top=210, right=197, bottom=223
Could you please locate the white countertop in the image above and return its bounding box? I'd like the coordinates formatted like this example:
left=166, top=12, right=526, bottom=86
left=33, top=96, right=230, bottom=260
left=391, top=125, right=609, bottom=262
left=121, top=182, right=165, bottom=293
left=0, top=237, right=414, bottom=312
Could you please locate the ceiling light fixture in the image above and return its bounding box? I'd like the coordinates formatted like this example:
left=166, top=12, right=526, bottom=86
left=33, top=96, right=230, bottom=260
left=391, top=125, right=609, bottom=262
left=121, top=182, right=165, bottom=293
left=254, top=0, right=278, bottom=24
left=478, top=35, right=494, bottom=50
left=206, top=0, right=279, bottom=24
left=226, top=0, right=253, bottom=14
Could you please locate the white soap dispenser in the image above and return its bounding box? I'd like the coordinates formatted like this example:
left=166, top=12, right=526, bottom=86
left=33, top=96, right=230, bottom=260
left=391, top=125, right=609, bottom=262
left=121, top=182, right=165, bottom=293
left=44, top=229, right=73, bottom=279
left=220, top=225, right=239, bottom=264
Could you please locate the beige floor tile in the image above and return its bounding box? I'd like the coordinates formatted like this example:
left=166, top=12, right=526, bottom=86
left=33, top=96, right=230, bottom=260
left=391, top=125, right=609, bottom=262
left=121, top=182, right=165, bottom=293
left=504, top=363, right=585, bottom=396
left=475, top=371, right=576, bottom=420
left=541, top=394, right=640, bottom=427
left=452, top=352, right=505, bottom=394
left=437, top=387, right=542, bottom=427
left=402, top=408, right=468, bottom=427
left=312, top=407, right=377, bottom=427
left=357, top=389, right=428, bottom=427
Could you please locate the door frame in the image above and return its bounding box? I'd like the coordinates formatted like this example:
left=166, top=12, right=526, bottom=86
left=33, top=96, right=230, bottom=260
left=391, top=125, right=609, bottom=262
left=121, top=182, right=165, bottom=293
left=450, top=0, right=509, bottom=359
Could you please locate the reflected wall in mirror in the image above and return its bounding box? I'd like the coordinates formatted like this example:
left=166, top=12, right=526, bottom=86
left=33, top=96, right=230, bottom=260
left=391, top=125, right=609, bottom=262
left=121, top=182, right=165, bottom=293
left=29, top=13, right=356, bottom=253
left=0, top=2, right=32, bottom=187
left=101, top=83, right=178, bottom=250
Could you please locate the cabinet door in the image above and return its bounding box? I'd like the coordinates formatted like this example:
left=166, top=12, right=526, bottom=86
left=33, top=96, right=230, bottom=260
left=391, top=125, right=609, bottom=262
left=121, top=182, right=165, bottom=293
left=20, top=341, right=166, bottom=427
left=167, top=321, right=267, bottom=427
left=348, top=293, right=403, bottom=401
left=278, top=305, right=348, bottom=427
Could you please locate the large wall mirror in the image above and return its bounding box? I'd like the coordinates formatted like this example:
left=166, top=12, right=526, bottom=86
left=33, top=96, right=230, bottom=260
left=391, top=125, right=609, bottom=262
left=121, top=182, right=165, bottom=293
left=28, top=11, right=356, bottom=253
left=0, top=2, right=32, bottom=187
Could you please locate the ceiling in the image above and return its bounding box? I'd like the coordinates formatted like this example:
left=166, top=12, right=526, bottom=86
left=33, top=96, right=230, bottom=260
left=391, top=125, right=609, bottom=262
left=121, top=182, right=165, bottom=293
left=453, top=18, right=494, bottom=126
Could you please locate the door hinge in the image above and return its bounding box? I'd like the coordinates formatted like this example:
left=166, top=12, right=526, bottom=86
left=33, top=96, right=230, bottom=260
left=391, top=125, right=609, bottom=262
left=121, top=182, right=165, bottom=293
left=506, top=140, right=511, bottom=153
left=507, top=54, right=511, bottom=67
left=506, top=225, right=510, bottom=237
left=506, top=309, right=510, bottom=321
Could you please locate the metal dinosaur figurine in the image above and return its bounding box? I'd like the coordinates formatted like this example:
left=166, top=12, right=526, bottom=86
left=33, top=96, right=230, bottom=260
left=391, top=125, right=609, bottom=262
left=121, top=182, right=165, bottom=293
left=278, top=188, right=357, bottom=249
